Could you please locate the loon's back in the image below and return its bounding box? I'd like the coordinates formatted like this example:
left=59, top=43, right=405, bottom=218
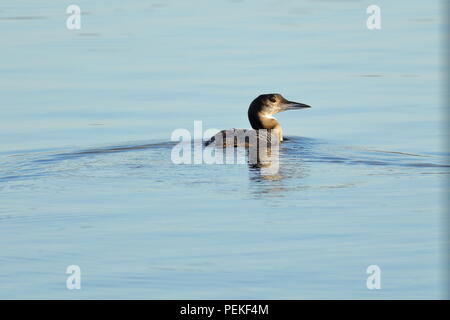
left=204, top=129, right=277, bottom=148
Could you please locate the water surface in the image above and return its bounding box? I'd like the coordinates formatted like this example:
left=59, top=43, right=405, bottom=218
left=0, top=0, right=448, bottom=299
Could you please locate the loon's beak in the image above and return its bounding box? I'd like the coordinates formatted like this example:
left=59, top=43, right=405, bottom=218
left=283, top=100, right=311, bottom=110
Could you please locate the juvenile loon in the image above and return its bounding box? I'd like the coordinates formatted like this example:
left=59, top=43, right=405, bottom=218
left=205, top=93, right=311, bottom=147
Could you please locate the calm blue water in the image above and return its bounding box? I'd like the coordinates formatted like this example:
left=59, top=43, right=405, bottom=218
left=0, top=0, right=448, bottom=299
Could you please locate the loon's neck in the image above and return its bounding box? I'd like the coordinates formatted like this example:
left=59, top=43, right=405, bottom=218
left=249, top=112, right=283, bottom=142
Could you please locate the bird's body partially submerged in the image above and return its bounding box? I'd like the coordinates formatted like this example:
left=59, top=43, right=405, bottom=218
left=204, top=128, right=277, bottom=148
left=205, top=94, right=311, bottom=147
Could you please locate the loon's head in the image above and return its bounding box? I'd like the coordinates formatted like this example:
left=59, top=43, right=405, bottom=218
left=248, top=93, right=311, bottom=130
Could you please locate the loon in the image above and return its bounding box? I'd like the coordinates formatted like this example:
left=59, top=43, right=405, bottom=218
left=205, top=93, right=311, bottom=147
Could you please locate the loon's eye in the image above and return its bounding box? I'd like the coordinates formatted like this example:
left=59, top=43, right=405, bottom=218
left=269, top=96, right=277, bottom=103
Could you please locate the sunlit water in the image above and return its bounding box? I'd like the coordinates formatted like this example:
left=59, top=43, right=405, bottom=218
left=0, top=0, right=448, bottom=299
